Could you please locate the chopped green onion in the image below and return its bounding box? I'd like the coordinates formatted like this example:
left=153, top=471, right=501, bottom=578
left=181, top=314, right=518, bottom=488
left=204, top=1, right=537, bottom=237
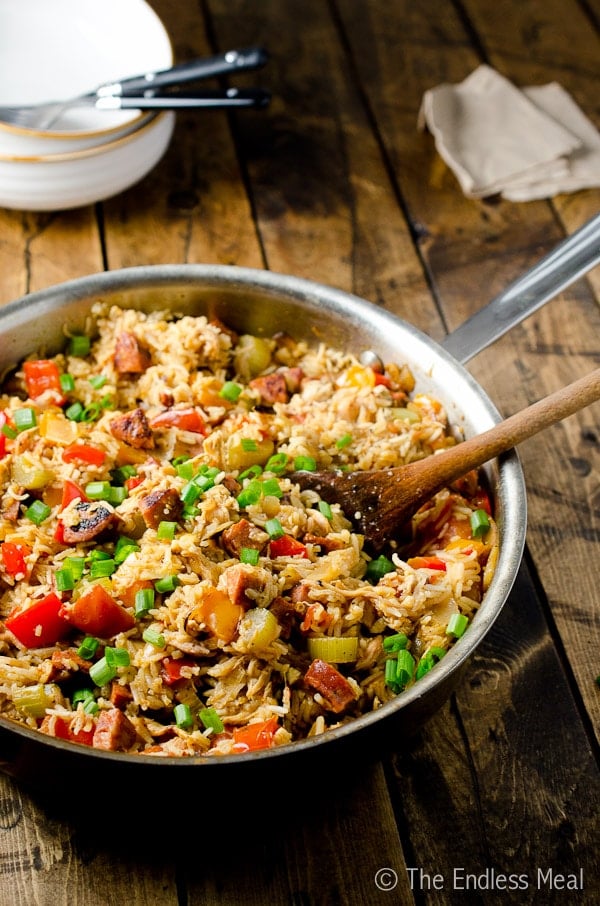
left=107, top=486, right=128, bottom=506
left=193, top=473, right=215, bottom=493
left=89, top=657, right=117, bottom=687
left=154, top=575, right=180, bottom=594
left=135, top=587, right=155, bottom=617
left=104, top=646, right=130, bottom=668
left=172, top=454, right=191, bottom=466
left=470, top=507, right=491, bottom=538
left=265, top=452, right=288, bottom=473
left=219, top=381, right=243, bottom=402
left=157, top=521, right=177, bottom=541
left=69, top=335, right=91, bottom=357
left=174, top=702, right=193, bottom=729
left=335, top=433, right=352, bottom=449
left=293, top=455, right=317, bottom=471
left=89, top=558, right=116, bottom=579
left=110, top=465, right=137, bottom=485
left=142, top=627, right=166, bottom=648
left=182, top=504, right=200, bottom=520
left=384, top=657, right=399, bottom=690
left=88, top=549, right=111, bottom=561
left=365, top=554, right=394, bottom=583
left=415, top=646, right=446, bottom=680
left=55, top=568, right=75, bottom=592
left=85, top=480, right=111, bottom=500
left=239, top=464, right=263, bottom=481
left=88, top=374, right=107, bottom=389
left=83, top=697, right=99, bottom=715
left=396, top=649, right=415, bottom=688
left=59, top=373, right=75, bottom=393
left=383, top=633, right=408, bottom=652
left=175, top=461, right=195, bottom=480
left=81, top=402, right=103, bottom=422
left=66, top=556, right=85, bottom=579
left=65, top=401, right=84, bottom=422
left=318, top=500, right=332, bottom=520
left=241, top=437, right=258, bottom=452
left=240, top=547, right=260, bottom=566
left=261, top=477, right=282, bottom=498
left=446, top=613, right=469, bottom=638
left=1, top=423, right=17, bottom=439
left=180, top=481, right=201, bottom=505
left=25, top=500, right=51, bottom=525
left=265, top=518, right=284, bottom=540
left=236, top=478, right=263, bottom=508
left=114, top=536, right=140, bottom=564
left=14, top=407, right=37, bottom=431
left=77, top=636, right=99, bottom=660
left=72, top=688, right=94, bottom=706
left=199, top=707, right=224, bottom=733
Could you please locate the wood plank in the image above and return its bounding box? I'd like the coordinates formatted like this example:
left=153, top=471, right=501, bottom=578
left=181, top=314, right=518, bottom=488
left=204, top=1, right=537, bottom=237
left=336, top=0, right=600, bottom=744
left=101, top=0, right=264, bottom=270
left=387, top=563, right=600, bottom=905
left=204, top=0, right=443, bottom=339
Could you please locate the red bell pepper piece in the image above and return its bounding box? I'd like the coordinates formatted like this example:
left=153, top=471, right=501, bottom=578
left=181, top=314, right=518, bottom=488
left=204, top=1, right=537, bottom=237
left=160, top=656, right=197, bottom=687
left=407, top=556, right=447, bottom=571
left=125, top=475, right=143, bottom=492
left=60, top=585, right=135, bottom=638
left=232, top=717, right=279, bottom=753
left=61, top=479, right=88, bottom=510
left=149, top=407, right=206, bottom=434
left=5, top=592, right=71, bottom=648
left=23, top=359, right=65, bottom=403
left=62, top=444, right=106, bottom=467
left=1, top=541, right=31, bottom=577
left=40, top=714, right=94, bottom=747
left=269, top=535, right=309, bottom=559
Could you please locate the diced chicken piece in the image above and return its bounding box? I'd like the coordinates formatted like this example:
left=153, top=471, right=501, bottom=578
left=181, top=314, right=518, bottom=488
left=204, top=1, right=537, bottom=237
left=221, top=518, right=269, bottom=557
left=114, top=332, right=152, bottom=374
left=62, top=501, right=116, bottom=543
left=249, top=372, right=289, bottom=405
left=139, top=488, right=183, bottom=529
left=92, top=708, right=137, bottom=751
left=305, top=658, right=356, bottom=714
left=303, top=532, right=345, bottom=552
left=109, top=408, right=154, bottom=449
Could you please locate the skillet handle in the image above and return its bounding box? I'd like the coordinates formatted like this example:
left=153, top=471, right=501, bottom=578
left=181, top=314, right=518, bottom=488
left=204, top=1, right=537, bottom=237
left=441, top=212, right=600, bottom=365
left=97, top=47, right=269, bottom=97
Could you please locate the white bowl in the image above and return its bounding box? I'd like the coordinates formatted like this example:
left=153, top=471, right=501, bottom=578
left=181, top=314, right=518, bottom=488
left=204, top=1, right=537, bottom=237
left=0, top=112, right=175, bottom=211
left=0, top=0, right=173, bottom=154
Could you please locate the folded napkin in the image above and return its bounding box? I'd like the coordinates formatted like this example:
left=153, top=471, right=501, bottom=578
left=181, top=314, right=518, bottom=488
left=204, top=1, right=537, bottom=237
left=418, top=65, right=600, bottom=201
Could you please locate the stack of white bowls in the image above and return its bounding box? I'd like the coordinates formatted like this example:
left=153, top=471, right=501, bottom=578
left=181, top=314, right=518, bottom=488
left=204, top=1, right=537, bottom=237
left=0, top=0, right=175, bottom=211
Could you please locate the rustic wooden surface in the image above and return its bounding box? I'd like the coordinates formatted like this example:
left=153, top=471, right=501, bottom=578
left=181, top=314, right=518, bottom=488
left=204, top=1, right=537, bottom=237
left=1, top=1, right=599, bottom=903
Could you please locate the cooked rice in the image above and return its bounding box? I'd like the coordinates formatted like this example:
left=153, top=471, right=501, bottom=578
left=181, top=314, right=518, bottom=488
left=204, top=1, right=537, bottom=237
left=0, top=303, right=498, bottom=756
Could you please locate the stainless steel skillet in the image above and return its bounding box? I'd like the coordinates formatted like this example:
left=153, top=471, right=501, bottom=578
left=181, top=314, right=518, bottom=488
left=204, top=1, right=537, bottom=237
left=0, top=214, right=598, bottom=795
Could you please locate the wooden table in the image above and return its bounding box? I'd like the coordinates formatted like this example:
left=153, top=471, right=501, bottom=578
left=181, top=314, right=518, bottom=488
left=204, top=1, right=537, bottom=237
left=1, top=1, right=599, bottom=903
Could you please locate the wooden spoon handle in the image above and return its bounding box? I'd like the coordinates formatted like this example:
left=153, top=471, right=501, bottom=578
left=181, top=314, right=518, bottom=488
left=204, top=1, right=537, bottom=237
left=406, top=368, right=600, bottom=493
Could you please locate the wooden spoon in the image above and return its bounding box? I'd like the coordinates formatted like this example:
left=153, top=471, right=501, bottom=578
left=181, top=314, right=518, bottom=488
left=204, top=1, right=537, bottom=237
left=290, top=368, right=600, bottom=552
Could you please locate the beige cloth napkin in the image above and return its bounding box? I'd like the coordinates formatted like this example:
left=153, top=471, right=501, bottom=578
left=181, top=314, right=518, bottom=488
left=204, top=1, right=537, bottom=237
left=418, top=65, right=600, bottom=200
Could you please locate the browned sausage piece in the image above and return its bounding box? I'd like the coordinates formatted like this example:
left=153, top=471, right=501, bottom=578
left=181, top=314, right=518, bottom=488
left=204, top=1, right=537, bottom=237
left=248, top=372, right=289, bottom=405
left=110, top=682, right=133, bottom=709
left=139, top=488, right=183, bottom=529
left=114, top=332, right=152, bottom=374
left=92, top=708, right=137, bottom=751
left=62, top=501, right=116, bottom=543
left=225, top=564, right=267, bottom=609
left=302, top=532, right=345, bottom=552
left=109, top=408, right=154, bottom=449
left=221, top=518, right=269, bottom=557
left=305, top=658, right=356, bottom=714
left=44, top=648, right=92, bottom=683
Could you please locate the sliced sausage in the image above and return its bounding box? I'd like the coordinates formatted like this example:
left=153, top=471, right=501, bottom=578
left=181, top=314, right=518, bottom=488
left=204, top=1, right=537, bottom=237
left=221, top=518, right=269, bottom=558
left=305, top=658, right=356, bottom=714
left=139, top=488, right=183, bottom=529
left=249, top=372, right=289, bottom=405
left=302, top=532, right=345, bottom=552
left=225, top=564, right=268, bottom=609
left=62, top=501, right=116, bottom=543
left=114, top=332, right=152, bottom=374
left=109, top=408, right=154, bottom=449
left=92, top=708, right=137, bottom=751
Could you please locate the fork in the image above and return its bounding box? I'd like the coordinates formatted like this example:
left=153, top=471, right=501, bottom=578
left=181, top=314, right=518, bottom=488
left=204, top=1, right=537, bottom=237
left=0, top=46, right=268, bottom=130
